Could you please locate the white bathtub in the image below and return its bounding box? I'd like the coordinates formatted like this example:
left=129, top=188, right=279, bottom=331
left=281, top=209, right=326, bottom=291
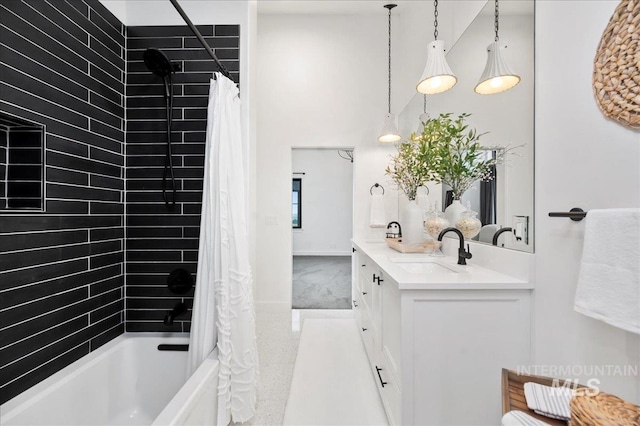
left=0, top=334, right=219, bottom=426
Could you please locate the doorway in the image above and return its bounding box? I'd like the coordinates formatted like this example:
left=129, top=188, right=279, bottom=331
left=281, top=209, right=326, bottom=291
left=291, top=148, right=354, bottom=309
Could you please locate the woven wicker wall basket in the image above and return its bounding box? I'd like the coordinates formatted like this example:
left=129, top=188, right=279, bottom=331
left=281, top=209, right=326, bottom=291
left=570, top=392, right=640, bottom=426
left=593, top=0, right=640, bottom=129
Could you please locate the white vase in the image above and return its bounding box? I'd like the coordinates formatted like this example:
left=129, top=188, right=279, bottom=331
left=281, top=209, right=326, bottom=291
left=401, top=200, right=424, bottom=245
left=444, top=199, right=466, bottom=229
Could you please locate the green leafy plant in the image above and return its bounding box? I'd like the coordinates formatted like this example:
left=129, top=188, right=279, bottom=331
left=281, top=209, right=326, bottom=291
left=416, top=113, right=513, bottom=199
left=385, top=140, right=435, bottom=201
left=386, top=113, right=518, bottom=201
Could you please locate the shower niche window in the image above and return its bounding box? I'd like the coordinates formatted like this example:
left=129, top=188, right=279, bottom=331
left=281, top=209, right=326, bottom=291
left=0, top=113, right=45, bottom=211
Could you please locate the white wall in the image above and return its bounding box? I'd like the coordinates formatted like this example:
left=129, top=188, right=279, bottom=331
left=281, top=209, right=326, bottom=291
left=292, top=149, right=353, bottom=256
left=535, top=1, right=640, bottom=403
left=256, top=13, right=400, bottom=307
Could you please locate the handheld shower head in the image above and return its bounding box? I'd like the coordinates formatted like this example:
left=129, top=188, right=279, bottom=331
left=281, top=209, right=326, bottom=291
left=143, top=48, right=176, bottom=77
left=142, top=48, right=180, bottom=208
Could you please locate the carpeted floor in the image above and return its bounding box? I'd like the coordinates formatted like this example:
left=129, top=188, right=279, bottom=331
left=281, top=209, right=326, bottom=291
left=292, top=256, right=352, bottom=309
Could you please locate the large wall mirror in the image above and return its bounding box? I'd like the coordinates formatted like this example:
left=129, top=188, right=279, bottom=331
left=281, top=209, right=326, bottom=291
left=398, top=0, right=534, bottom=253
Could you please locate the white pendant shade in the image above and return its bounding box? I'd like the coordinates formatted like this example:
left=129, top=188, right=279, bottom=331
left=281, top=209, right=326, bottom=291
left=416, top=40, right=457, bottom=94
left=378, top=112, right=401, bottom=143
left=475, top=41, right=520, bottom=95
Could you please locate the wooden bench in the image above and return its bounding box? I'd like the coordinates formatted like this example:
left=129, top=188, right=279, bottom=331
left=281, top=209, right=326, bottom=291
left=501, top=369, right=587, bottom=425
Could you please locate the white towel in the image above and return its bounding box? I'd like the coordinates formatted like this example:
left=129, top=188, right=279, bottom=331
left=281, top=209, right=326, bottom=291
left=523, top=382, right=572, bottom=421
left=369, top=194, right=386, bottom=228
left=501, top=410, right=550, bottom=426
left=574, top=208, right=640, bottom=335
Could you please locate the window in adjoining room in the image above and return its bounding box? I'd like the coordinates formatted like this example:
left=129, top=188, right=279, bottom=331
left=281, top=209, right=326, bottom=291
left=292, top=178, right=302, bottom=228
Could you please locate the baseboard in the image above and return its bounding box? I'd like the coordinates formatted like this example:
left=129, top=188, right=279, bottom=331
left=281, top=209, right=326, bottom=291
left=292, top=251, right=352, bottom=256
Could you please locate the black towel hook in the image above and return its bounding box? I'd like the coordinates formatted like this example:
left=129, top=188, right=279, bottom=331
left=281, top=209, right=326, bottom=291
left=370, top=183, right=385, bottom=195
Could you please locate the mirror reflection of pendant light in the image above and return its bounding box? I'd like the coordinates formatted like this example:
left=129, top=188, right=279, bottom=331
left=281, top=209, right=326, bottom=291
left=413, top=95, right=431, bottom=140
left=418, top=95, right=431, bottom=134
left=475, top=0, right=520, bottom=94
left=416, top=0, right=457, bottom=94
left=378, top=4, right=401, bottom=143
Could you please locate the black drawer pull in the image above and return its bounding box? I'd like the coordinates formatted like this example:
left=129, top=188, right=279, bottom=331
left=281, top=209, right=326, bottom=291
left=372, top=273, right=378, bottom=283
left=362, top=327, right=368, bottom=332
left=377, top=276, right=384, bottom=285
left=375, top=366, right=387, bottom=388
left=361, top=264, right=366, bottom=267
left=352, top=299, right=358, bottom=308
left=362, top=291, right=367, bottom=295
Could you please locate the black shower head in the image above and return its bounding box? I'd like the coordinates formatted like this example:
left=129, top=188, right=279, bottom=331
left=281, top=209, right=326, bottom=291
left=143, top=48, right=176, bottom=76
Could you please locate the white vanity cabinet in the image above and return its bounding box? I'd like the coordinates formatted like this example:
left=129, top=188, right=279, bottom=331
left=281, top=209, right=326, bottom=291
left=352, top=241, right=533, bottom=426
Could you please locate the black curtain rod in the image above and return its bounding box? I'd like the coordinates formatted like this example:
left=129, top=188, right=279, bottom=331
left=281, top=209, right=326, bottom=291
left=168, top=0, right=232, bottom=80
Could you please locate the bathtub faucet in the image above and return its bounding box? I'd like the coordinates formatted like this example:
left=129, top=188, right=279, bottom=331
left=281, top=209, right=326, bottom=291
left=164, top=302, right=188, bottom=326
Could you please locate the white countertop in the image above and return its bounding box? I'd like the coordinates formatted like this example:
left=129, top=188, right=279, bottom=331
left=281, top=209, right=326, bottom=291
left=352, top=239, right=533, bottom=291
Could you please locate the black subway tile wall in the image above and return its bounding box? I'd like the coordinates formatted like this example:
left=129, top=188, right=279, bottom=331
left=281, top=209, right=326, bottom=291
left=125, top=25, right=240, bottom=332
left=0, top=0, right=125, bottom=404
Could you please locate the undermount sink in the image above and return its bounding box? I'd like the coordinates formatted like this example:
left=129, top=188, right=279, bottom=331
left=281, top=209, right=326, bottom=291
left=388, top=257, right=464, bottom=274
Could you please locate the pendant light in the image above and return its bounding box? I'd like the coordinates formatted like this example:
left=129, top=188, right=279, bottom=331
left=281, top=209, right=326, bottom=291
left=475, top=0, right=520, bottom=94
left=378, top=4, right=402, bottom=143
left=416, top=0, right=457, bottom=95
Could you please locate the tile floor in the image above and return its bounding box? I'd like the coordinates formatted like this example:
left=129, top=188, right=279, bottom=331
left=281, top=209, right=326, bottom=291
left=283, top=319, right=387, bottom=425
left=242, top=308, right=354, bottom=425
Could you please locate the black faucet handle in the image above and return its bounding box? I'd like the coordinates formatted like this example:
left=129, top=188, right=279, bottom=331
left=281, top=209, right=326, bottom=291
left=464, top=244, right=473, bottom=259
left=458, top=244, right=472, bottom=264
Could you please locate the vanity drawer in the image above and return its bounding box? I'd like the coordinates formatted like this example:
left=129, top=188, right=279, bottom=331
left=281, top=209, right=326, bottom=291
left=353, top=292, right=362, bottom=323
left=360, top=278, right=373, bottom=314
left=373, top=361, right=402, bottom=426
left=359, top=310, right=377, bottom=363
left=381, top=273, right=402, bottom=381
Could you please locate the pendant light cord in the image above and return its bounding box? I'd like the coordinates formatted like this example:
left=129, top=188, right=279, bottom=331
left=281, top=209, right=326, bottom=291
left=494, top=0, right=499, bottom=41
left=433, top=0, right=439, bottom=40
left=423, top=94, right=427, bottom=114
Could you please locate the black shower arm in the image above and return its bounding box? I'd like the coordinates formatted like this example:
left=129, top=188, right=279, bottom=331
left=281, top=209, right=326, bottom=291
left=168, top=0, right=232, bottom=80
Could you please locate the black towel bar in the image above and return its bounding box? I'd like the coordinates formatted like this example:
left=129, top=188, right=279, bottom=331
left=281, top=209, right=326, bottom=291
left=548, top=207, right=587, bottom=221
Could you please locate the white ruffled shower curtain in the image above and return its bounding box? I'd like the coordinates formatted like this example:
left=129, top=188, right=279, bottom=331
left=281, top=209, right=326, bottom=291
left=187, top=73, right=258, bottom=425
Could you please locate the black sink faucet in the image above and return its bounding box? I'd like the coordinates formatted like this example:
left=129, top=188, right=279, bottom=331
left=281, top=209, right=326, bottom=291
left=437, top=227, right=473, bottom=265
left=492, top=227, right=513, bottom=246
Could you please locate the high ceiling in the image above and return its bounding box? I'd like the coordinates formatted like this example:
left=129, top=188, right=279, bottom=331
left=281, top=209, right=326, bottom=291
left=257, top=0, right=533, bottom=16
left=257, top=1, right=405, bottom=15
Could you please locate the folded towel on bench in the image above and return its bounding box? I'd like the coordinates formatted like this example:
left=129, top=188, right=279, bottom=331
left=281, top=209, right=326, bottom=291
left=502, top=410, right=551, bottom=426
left=524, top=382, right=572, bottom=421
